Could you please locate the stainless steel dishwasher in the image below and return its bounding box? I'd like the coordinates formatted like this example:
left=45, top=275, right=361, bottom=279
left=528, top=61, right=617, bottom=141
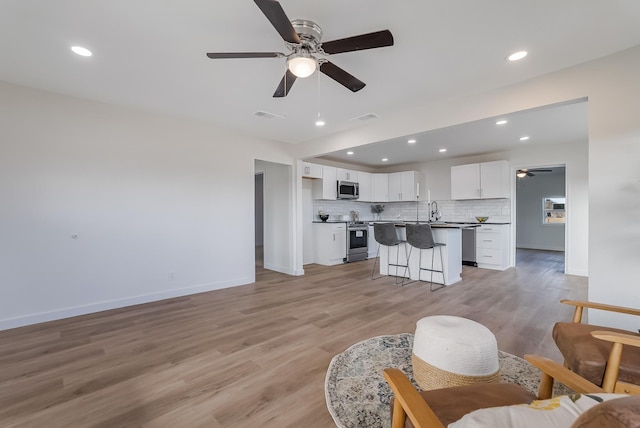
left=462, top=227, right=477, bottom=266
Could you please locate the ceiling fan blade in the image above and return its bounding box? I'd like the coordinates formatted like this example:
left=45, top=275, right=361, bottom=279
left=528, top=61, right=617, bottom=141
left=528, top=169, right=553, bottom=172
left=206, top=52, right=284, bottom=59
left=527, top=172, right=535, bottom=177
left=320, top=61, right=365, bottom=92
left=321, top=30, right=394, bottom=55
left=273, top=70, right=297, bottom=97
left=253, top=0, right=300, bottom=44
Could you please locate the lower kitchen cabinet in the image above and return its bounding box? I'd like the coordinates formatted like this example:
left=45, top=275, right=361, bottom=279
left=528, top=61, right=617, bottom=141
left=367, top=224, right=378, bottom=259
left=313, top=223, right=346, bottom=266
left=475, top=224, right=510, bottom=270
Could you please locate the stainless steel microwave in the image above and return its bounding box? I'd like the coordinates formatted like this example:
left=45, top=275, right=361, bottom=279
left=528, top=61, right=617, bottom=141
left=337, top=180, right=359, bottom=199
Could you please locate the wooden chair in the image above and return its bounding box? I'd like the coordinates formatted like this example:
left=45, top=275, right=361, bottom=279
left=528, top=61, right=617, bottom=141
left=552, top=299, right=640, bottom=394
left=383, top=354, right=604, bottom=428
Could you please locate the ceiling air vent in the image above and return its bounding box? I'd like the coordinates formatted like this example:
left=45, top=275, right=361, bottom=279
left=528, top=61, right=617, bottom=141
left=351, top=113, right=379, bottom=122
left=254, top=111, right=285, bottom=119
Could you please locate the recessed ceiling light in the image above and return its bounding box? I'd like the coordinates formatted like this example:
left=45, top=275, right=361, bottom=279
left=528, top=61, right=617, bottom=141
left=507, top=51, right=527, bottom=61
left=495, top=120, right=508, bottom=125
left=408, top=139, right=416, bottom=144
left=519, top=136, right=530, bottom=141
left=439, top=148, right=447, bottom=153
left=71, top=46, right=92, bottom=57
left=315, top=119, right=325, bottom=127
left=381, top=158, right=388, bottom=162
left=346, top=151, right=354, bottom=155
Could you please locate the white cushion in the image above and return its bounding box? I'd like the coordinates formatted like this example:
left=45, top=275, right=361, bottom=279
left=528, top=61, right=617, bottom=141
left=448, top=393, right=628, bottom=428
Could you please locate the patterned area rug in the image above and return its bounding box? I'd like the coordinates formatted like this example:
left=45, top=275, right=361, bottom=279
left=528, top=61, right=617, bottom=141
left=325, top=333, right=571, bottom=428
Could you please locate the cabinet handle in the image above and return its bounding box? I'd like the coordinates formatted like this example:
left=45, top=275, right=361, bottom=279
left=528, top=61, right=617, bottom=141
left=482, top=255, right=493, bottom=258
left=482, top=239, right=493, bottom=242
left=399, top=192, right=402, bottom=199
left=333, top=233, right=335, bottom=241
left=484, top=228, right=493, bottom=231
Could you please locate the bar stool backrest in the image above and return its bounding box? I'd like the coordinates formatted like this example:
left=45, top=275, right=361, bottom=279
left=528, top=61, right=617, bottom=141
left=406, top=223, right=436, bottom=250
left=374, top=223, right=401, bottom=246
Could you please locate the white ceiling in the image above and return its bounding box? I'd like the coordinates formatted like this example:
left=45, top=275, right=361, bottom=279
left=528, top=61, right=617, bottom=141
left=318, top=100, right=588, bottom=167
left=2, top=0, right=640, bottom=151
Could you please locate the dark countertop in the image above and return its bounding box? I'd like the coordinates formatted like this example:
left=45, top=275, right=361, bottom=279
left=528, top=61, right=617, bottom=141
left=391, top=222, right=476, bottom=229
left=312, top=220, right=348, bottom=224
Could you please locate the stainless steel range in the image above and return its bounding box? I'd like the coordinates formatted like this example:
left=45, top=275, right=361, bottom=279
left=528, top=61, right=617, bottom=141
left=346, top=222, right=368, bottom=262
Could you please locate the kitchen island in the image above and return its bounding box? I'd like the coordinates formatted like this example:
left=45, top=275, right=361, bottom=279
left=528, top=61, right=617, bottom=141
left=378, top=223, right=470, bottom=286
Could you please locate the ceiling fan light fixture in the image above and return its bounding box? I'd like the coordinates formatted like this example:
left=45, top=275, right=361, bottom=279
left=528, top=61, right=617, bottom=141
left=287, top=54, right=317, bottom=78
left=516, top=171, right=528, bottom=178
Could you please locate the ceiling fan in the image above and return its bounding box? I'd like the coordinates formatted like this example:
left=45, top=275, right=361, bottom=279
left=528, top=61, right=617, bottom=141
left=206, top=0, right=394, bottom=97
left=516, top=168, right=553, bottom=178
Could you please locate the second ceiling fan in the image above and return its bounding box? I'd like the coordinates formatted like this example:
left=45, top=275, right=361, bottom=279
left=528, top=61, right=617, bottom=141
left=206, top=0, right=394, bottom=97
left=517, top=168, right=553, bottom=177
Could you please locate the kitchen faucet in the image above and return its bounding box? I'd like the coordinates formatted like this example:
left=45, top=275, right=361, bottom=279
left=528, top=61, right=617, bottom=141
left=429, top=201, right=441, bottom=222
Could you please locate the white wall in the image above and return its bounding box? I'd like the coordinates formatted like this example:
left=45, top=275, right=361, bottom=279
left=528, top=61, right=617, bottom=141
left=516, top=172, right=566, bottom=251
left=0, top=81, right=292, bottom=330
left=294, top=46, right=640, bottom=330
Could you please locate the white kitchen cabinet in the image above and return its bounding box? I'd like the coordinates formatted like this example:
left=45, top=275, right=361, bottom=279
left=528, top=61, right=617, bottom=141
left=373, top=173, right=389, bottom=202
left=302, top=162, right=323, bottom=179
left=336, top=168, right=358, bottom=182
left=313, top=223, right=346, bottom=266
left=313, top=165, right=337, bottom=200
left=358, top=171, right=373, bottom=202
left=451, top=160, right=509, bottom=200
left=475, top=224, right=510, bottom=270
left=388, top=171, right=421, bottom=202
left=367, top=224, right=378, bottom=258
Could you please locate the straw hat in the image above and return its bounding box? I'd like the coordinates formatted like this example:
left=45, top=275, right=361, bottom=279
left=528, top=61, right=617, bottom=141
left=412, top=315, right=500, bottom=390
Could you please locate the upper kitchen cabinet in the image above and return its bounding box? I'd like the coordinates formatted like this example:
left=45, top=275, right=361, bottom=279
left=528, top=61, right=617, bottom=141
left=358, top=171, right=373, bottom=202
left=302, top=162, right=323, bottom=179
left=451, top=160, right=510, bottom=200
left=336, top=168, right=358, bottom=182
left=388, top=171, right=422, bottom=202
left=373, top=173, right=389, bottom=202
left=313, top=165, right=337, bottom=200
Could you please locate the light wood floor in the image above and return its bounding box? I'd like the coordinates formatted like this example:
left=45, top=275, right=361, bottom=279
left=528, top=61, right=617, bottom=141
left=0, top=249, right=585, bottom=427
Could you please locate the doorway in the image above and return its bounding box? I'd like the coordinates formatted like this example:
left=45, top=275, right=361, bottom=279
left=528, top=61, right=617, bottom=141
left=255, top=172, right=264, bottom=270
left=254, top=159, right=294, bottom=276
left=515, top=165, right=566, bottom=272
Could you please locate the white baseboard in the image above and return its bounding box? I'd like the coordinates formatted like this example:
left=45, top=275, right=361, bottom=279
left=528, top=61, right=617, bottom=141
left=0, top=278, right=253, bottom=332
left=263, top=262, right=295, bottom=275
left=565, top=267, right=588, bottom=277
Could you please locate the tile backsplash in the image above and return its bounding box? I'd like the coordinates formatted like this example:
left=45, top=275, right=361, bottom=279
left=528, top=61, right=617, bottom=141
left=314, top=199, right=511, bottom=223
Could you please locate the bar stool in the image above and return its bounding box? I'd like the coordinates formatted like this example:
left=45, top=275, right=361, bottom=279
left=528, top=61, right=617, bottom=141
left=405, top=223, right=445, bottom=291
left=371, top=223, right=410, bottom=285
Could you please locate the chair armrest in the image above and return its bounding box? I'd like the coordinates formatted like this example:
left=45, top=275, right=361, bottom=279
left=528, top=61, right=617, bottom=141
left=383, top=368, right=444, bottom=428
left=560, top=299, right=640, bottom=323
left=590, top=330, right=640, bottom=392
left=524, top=354, right=604, bottom=399
left=591, top=330, right=640, bottom=348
